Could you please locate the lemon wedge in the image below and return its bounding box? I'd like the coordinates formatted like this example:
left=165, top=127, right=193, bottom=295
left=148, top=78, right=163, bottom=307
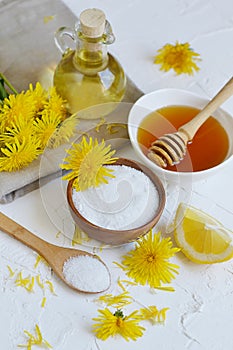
left=174, top=203, right=233, bottom=264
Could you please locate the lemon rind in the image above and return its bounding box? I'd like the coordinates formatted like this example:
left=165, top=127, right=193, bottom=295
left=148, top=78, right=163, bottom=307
left=174, top=203, right=233, bottom=264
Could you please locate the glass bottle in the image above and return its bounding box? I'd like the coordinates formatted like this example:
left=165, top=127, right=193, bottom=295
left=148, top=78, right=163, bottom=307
left=53, top=8, right=126, bottom=118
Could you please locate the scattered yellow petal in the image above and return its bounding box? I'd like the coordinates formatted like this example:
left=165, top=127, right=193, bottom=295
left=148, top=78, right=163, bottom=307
left=18, top=324, right=52, bottom=349
left=45, top=280, right=56, bottom=295
left=72, top=225, right=90, bottom=246
left=34, top=255, right=49, bottom=268
left=15, top=272, right=34, bottom=293
left=7, top=265, right=15, bottom=277
left=107, top=123, right=127, bottom=134
left=36, top=275, right=44, bottom=289
left=43, top=15, right=55, bottom=24
left=26, top=276, right=35, bottom=292
left=55, top=231, right=62, bottom=238
left=138, top=306, right=169, bottom=325
left=95, top=117, right=106, bottom=132
left=41, top=297, right=47, bottom=308
left=96, top=292, right=133, bottom=308
left=117, top=279, right=127, bottom=292
left=113, top=261, right=126, bottom=270
left=153, top=286, right=175, bottom=292
left=34, top=255, right=42, bottom=269
left=98, top=244, right=105, bottom=252
left=121, top=279, right=138, bottom=287
left=76, top=130, right=90, bottom=138
left=117, top=278, right=138, bottom=292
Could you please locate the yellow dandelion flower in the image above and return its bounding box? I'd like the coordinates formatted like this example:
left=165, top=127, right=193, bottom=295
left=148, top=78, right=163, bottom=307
left=0, top=114, right=34, bottom=144
left=138, top=306, right=169, bottom=325
left=0, top=92, right=35, bottom=130
left=0, top=136, right=41, bottom=171
left=92, top=308, right=145, bottom=341
left=27, top=82, right=48, bottom=112
left=48, top=114, right=78, bottom=148
left=33, top=110, right=62, bottom=148
left=44, top=86, right=68, bottom=121
left=154, top=41, right=201, bottom=75
left=61, top=136, right=117, bottom=191
left=96, top=292, right=133, bottom=308
left=0, top=80, right=71, bottom=171
left=120, top=230, right=180, bottom=288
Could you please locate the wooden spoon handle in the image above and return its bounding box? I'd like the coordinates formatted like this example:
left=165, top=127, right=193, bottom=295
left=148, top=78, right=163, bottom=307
left=0, top=212, right=52, bottom=257
left=179, top=76, right=233, bottom=140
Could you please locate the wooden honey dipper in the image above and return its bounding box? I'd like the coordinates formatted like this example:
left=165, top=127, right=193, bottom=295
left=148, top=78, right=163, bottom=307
left=148, top=77, right=233, bottom=168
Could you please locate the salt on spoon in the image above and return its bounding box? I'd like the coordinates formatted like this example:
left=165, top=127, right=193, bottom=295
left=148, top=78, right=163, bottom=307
left=0, top=212, right=110, bottom=293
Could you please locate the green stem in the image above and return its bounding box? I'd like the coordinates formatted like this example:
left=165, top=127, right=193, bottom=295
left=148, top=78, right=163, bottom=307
left=0, top=72, right=18, bottom=94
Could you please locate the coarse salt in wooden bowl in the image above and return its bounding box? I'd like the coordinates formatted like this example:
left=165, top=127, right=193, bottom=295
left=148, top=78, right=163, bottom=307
left=67, top=158, right=166, bottom=245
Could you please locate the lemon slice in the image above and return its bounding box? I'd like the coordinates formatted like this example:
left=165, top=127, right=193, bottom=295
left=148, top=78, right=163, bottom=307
left=174, top=203, right=233, bottom=264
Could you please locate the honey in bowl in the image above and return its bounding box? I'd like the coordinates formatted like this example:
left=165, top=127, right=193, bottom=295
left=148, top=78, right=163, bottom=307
left=137, top=105, right=229, bottom=172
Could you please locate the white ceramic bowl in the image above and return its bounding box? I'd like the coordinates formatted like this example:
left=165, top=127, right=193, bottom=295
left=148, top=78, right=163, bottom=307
left=128, top=88, right=233, bottom=184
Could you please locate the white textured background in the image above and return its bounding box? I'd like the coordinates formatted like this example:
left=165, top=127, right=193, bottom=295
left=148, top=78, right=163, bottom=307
left=1, top=0, right=233, bottom=349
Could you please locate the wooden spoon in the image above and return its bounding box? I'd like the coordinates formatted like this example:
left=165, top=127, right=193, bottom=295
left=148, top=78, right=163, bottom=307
left=148, top=76, right=233, bottom=168
left=0, top=212, right=110, bottom=293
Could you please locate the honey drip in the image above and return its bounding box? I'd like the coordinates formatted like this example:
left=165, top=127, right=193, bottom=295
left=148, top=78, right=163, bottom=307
left=137, top=105, right=229, bottom=172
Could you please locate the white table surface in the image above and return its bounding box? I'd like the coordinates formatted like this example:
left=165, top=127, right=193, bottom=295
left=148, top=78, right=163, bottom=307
left=1, top=0, right=233, bottom=349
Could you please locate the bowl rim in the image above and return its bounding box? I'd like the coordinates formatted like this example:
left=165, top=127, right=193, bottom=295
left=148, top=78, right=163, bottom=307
left=128, top=88, right=233, bottom=178
left=67, top=157, right=166, bottom=234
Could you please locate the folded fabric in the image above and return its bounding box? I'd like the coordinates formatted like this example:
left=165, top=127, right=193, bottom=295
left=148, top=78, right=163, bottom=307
left=0, top=0, right=143, bottom=203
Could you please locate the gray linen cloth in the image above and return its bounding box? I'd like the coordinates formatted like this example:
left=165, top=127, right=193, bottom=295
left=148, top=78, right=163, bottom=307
left=0, top=0, right=143, bottom=203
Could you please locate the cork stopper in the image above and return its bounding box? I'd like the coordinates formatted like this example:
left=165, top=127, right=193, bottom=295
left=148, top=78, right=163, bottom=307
left=80, top=8, right=106, bottom=38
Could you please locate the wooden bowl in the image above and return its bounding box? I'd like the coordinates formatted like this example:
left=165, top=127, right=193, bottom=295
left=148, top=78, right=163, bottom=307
left=67, top=158, right=166, bottom=245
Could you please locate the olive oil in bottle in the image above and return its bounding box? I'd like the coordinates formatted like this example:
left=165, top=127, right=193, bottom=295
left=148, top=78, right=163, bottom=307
left=53, top=8, right=126, bottom=118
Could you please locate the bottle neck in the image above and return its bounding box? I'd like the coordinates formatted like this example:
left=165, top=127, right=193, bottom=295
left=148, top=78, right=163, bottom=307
left=73, top=35, right=109, bottom=74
